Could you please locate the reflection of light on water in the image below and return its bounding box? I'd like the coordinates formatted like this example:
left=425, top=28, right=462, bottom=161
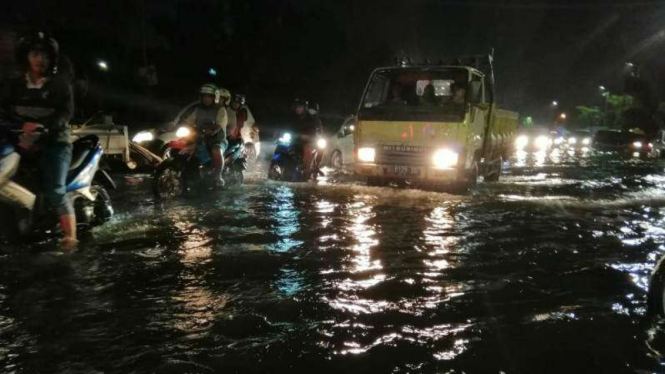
left=515, top=150, right=527, bottom=167
left=434, top=339, right=469, bottom=361
left=550, top=148, right=562, bottom=164
left=269, top=186, right=302, bottom=252
left=171, top=287, right=227, bottom=335
left=348, top=200, right=381, bottom=273
left=316, top=199, right=336, bottom=228
left=610, top=262, right=652, bottom=293
left=275, top=268, right=304, bottom=296
left=534, top=151, right=546, bottom=166
left=423, top=205, right=456, bottom=255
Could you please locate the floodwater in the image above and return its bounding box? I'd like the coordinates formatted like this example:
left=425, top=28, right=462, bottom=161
left=2, top=148, right=665, bottom=373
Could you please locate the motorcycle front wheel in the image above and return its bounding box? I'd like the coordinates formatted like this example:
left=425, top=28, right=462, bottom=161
left=153, top=159, right=184, bottom=199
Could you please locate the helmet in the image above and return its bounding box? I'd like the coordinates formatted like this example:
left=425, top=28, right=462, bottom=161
left=232, top=94, right=246, bottom=105
left=308, top=102, right=320, bottom=115
left=217, top=88, right=231, bottom=103
left=15, top=32, right=60, bottom=75
left=292, top=98, right=308, bottom=109
left=199, top=83, right=219, bottom=103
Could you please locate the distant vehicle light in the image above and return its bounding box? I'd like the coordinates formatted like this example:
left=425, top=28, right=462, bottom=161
left=632, top=152, right=640, bottom=158
left=568, top=137, right=577, bottom=145
left=649, top=143, right=654, bottom=148
left=279, top=132, right=292, bottom=143
left=554, top=137, right=564, bottom=145
left=432, top=149, right=459, bottom=169
left=175, top=126, right=191, bottom=138
left=633, top=141, right=642, bottom=148
left=358, top=147, right=376, bottom=162
left=582, top=137, right=591, bottom=145
left=534, top=135, right=550, bottom=150
left=316, top=138, right=327, bottom=149
left=132, top=131, right=154, bottom=143
left=581, top=147, right=590, bottom=152
left=515, top=135, right=529, bottom=150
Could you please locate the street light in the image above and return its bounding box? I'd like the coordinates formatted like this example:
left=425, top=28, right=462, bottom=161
left=551, top=100, right=558, bottom=107
left=559, top=113, right=567, bottom=120
left=97, top=60, right=109, bottom=71
left=599, top=85, right=606, bottom=91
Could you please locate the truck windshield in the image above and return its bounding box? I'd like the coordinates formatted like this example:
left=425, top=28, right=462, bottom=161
left=359, top=67, right=470, bottom=121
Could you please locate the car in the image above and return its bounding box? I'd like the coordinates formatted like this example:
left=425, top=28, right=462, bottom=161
left=514, top=127, right=552, bottom=152
left=564, top=130, right=593, bottom=149
left=594, top=129, right=654, bottom=157
left=132, top=102, right=261, bottom=163
left=324, top=116, right=355, bottom=170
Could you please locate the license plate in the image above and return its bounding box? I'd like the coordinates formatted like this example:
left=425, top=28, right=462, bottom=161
left=392, top=165, right=420, bottom=176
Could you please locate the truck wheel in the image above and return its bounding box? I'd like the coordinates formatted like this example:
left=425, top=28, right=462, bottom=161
left=484, top=157, right=502, bottom=182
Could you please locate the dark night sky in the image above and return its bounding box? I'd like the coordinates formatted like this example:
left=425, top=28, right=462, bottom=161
left=2, top=0, right=664, bottom=125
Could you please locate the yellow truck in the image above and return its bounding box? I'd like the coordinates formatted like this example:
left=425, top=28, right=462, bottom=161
left=353, top=56, right=518, bottom=191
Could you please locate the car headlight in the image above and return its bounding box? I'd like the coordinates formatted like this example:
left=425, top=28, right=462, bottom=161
left=132, top=131, right=154, bottom=143
left=175, top=126, right=191, bottom=138
left=568, top=137, right=577, bottom=145
left=316, top=138, right=327, bottom=149
left=582, top=137, right=591, bottom=145
left=432, top=149, right=459, bottom=169
left=358, top=147, right=376, bottom=162
left=279, top=132, right=292, bottom=144
left=633, top=141, right=642, bottom=148
left=534, top=135, right=550, bottom=150
left=515, top=135, right=528, bottom=150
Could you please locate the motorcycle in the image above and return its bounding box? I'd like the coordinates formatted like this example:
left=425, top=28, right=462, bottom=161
left=153, top=128, right=247, bottom=199
left=268, top=132, right=327, bottom=182
left=0, top=132, right=115, bottom=238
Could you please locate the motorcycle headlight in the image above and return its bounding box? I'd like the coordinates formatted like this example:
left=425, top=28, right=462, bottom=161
left=279, top=132, right=292, bottom=144
left=582, top=137, right=591, bottom=145
left=515, top=135, right=528, bottom=150
left=316, top=138, right=327, bottom=149
left=132, top=131, right=154, bottom=143
left=568, top=137, right=577, bottom=145
left=432, top=149, right=459, bottom=169
left=175, top=126, right=191, bottom=138
left=358, top=147, right=376, bottom=162
left=534, top=135, right=550, bottom=150
left=633, top=141, right=642, bottom=148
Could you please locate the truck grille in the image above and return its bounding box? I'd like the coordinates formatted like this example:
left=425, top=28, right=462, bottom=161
left=377, top=145, right=430, bottom=166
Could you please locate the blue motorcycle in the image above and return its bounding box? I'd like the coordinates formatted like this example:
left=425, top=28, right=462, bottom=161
left=0, top=134, right=115, bottom=237
left=268, top=132, right=327, bottom=182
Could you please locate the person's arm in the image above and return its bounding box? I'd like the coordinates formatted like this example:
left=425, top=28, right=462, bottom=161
left=213, top=107, right=228, bottom=138
left=43, top=77, right=74, bottom=135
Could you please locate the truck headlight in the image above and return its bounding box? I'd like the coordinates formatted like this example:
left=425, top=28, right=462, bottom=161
left=358, top=147, right=376, bottom=162
left=534, top=135, right=549, bottom=150
left=515, top=135, right=528, bottom=150
left=432, top=149, right=459, bottom=169
left=316, top=138, right=327, bottom=149
left=582, top=137, right=591, bottom=145
left=175, top=126, right=191, bottom=138
left=278, top=132, right=292, bottom=144
left=633, top=141, right=642, bottom=148
left=132, top=131, right=154, bottom=143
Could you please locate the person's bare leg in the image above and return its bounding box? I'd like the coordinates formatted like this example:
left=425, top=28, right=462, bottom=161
left=211, top=148, right=225, bottom=187
left=60, top=214, right=77, bottom=249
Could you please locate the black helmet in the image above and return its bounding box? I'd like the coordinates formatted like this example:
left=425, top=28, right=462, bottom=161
left=15, top=32, right=60, bottom=75
left=232, top=94, right=246, bottom=105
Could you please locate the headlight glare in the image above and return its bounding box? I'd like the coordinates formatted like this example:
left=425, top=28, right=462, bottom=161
left=175, top=126, right=191, bottom=138
left=534, top=135, right=550, bottom=150
left=132, top=131, right=154, bottom=143
left=358, top=147, right=376, bottom=162
left=633, top=141, right=642, bottom=148
left=432, top=149, right=459, bottom=169
left=279, top=132, right=292, bottom=143
left=515, top=135, right=528, bottom=150
left=316, top=138, right=327, bottom=149
left=582, top=137, right=591, bottom=145
left=568, top=137, right=577, bottom=145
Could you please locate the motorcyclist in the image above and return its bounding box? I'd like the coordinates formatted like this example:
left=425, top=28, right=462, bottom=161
left=218, top=88, right=238, bottom=143
left=230, top=94, right=257, bottom=143
left=291, top=98, right=323, bottom=175
left=0, top=32, right=76, bottom=247
left=182, top=83, right=229, bottom=187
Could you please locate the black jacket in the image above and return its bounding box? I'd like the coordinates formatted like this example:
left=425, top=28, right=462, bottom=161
left=0, top=74, right=74, bottom=144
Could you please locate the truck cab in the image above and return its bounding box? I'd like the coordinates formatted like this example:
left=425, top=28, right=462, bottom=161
left=354, top=62, right=518, bottom=190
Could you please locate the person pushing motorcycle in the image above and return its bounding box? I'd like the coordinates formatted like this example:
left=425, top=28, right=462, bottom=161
left=291, top=98, right=323, bottom=176
left=0, top=32, right=76, bottom=247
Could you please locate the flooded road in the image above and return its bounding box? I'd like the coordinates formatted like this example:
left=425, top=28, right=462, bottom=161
left=2, top=150, right=665, bottom=373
